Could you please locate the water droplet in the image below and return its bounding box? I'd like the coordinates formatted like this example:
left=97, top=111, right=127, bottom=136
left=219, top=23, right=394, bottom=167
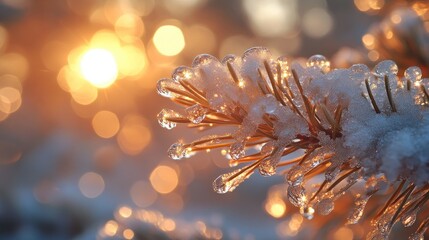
left=228, top=142, right=245, bottom=160
left=287, top=165, right=304, bottom=186
left=157, top=109, right=180, bottom=129
left=350, top=64, right=370, bottom=81
left=300, top=206, right=315, bottom=220
left=374, top=60, right=398, bottom=77
left=186, top=104, right=207, bottom=124
left=306, top=55, right=330, bottom=73
left=409, top=233, right=424, bottom=240
left=167, top=142, right=190, bottom=160
left=404, top=66, right=422, bottom=83
left=192, top=54, right=218, bottom=68
left=172, top=66, right=193, bottom=82
left=317, top=198, right=334, bottom=215
left=213, top=166, right=254, bottom=194
left=401, top=211, right=417, bottom=227
left=287, top=185, right=307, bottom=207
left=347, top=194, right=369, bottom=225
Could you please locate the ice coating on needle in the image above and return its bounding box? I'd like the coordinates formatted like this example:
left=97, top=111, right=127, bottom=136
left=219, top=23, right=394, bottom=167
left=158, top=48, right=429, bottom=184
left=157, top=47, right=429, bottom=238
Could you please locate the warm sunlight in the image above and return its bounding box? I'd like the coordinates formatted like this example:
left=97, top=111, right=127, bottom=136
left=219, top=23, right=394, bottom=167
left=79, top=48, right=118, bottom=88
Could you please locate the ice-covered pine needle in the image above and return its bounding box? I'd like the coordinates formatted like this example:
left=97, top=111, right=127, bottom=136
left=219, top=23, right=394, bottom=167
left=157, top=47, right=429, bottom=240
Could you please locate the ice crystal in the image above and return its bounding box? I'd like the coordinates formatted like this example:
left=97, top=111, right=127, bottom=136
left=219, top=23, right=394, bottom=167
left=157, top=47, right=429, bottom=239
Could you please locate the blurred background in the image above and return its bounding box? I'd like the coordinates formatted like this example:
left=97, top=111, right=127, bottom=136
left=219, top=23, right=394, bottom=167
left=0, top=0, right=426, bottom=239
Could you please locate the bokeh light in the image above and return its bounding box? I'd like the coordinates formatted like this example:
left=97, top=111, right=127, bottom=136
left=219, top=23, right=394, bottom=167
left=153, top=25, right=185, bottom=56
left=92, top=110, right=120, bottom=139
left=242, top=0, right=298, bottom=37
left=149, top=165, right=179, bottom=194
left=79, top=172, right=105, bottom=198
left=103, top=220, right=119, bottom=237
left=79, top=48, right=118, bottom=88
left=302, top=8, right=333, bottom=38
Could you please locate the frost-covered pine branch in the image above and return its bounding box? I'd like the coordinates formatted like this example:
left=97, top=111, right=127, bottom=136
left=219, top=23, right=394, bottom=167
left=157, top=47, right=429, bottom=240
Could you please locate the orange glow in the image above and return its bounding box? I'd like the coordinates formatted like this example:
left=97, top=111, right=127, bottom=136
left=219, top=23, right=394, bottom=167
left=104, top=220, right=118, bottom=236
left=153, top=25, right=185, bottom=56
left=149, top=165, right=179, bottom=194
left=123, top=229, right=134, bottom=239
left=354, top=0, right=371, bottom=12
left=390, top=13, right=402, bottom=24
left=92, top=110, right=120, bottom=138
left=118, top=206, right=133, bottom=218
left=79, top=48, right=118, bottom=88
left=78, top=172, right=105, bottom=198
left=161, top=218, right=176, bottom=232
left=362, top=34, right=375, bottom=49
left=117, top=115, right=151, bottom=155
left=265, top=199, right=286, bottom=218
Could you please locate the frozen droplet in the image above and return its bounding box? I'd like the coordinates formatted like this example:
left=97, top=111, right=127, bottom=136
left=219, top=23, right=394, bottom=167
left=259, top=154, right=281, bottom=177
left=309, top=156, right=322, bottom=168
left=401, top=211, right=417, bottom=227
left=167, top=142, right=190, bottom=160
left=306, top=55, right=330, bottom=73
left=325, top=165, right=340, bottom=182
left=350, top=64, right=370, bottom=81
left=157, top=109, right=180, bottom=129
left=221, top=54, right=237, bottom=64
left=228, top=142, right=245, bottom=160
left=317, top=198, right=334, bottom=215
left=404, top=66, right=422, bottom=83
left=186, top=104, right=207, bottom=124
left=300, top=206, right=315, bottom=220
left=172, top=66, right=193, bottom=82
left=287, top=165, right=304, bottom=186
left=243, top=47, right=270, bottom=60
left=259, top=161, right=276, bottom=176
left=229, top=160, right=238, bottom=167
left=192, top=54, right=218, bottom=68
left=260, top=141, right=275, bottom=155
left=347, top=195, right=369, bottom=225
left=374, top=60, right=398, bottom=77
left=156, top=78, right=172, bottom=97
left=409, top=233, right=424, bottom=240
left=287, top=185, right=307, bottom=207
left=213, top=167, right=254, bottom=194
